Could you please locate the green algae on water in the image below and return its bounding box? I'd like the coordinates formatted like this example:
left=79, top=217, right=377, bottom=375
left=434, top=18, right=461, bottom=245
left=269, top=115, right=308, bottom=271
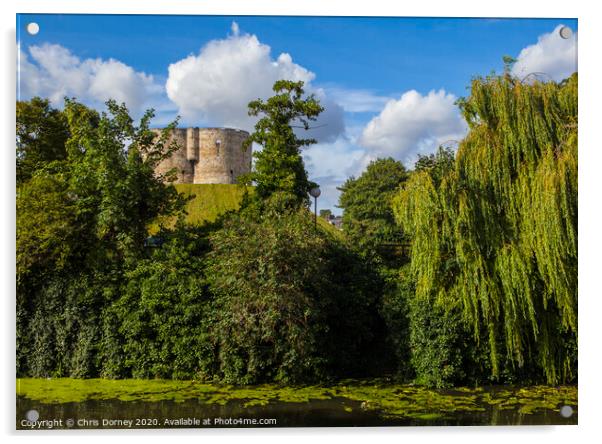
left=16, top=378, right=577, bottom=421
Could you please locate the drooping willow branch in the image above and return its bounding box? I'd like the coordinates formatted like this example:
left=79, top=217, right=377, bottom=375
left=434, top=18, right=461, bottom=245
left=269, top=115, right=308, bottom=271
left=393, top=73, right=578, bottom=384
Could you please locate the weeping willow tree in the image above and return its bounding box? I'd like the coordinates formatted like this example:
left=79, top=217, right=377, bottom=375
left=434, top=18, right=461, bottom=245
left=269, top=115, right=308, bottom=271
left=393, top=73, right=577, bottom=384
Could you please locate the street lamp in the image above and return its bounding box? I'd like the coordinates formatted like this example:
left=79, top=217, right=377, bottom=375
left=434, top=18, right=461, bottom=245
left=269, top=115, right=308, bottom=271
left=309, top=186, right=321, bottom=229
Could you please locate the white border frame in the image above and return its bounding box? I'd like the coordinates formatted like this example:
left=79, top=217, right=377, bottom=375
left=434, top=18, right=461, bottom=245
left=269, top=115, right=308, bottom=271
left=2, top=1, right=600, bottom=443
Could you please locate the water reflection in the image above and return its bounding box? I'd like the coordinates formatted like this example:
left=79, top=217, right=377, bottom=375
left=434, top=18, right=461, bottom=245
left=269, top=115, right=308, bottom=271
left=16, top=394, right=577, bottom=429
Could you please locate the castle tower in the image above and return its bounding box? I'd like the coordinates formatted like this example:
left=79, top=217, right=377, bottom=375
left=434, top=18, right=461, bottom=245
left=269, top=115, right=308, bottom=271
left=152, top=127, right=251, bottom=184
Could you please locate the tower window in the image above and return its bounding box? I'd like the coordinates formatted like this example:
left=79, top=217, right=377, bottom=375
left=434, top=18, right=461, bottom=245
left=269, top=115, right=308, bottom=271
left=216, top=139, right=221, bottom=155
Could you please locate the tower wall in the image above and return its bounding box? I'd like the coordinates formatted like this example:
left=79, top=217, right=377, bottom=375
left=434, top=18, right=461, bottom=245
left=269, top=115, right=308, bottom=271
left=152, top=127, right=251, bottom=184
left=195, top=128, right=251, bottom=184
left=151, top=128, right=195, bottom=183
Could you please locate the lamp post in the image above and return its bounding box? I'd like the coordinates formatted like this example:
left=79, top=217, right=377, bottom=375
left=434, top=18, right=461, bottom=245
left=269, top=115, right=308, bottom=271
left=309, top=186, right=321, bottom=230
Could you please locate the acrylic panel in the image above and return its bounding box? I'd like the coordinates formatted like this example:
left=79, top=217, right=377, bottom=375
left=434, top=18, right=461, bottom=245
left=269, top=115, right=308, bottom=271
left=16, top=14, right=578, bottom=429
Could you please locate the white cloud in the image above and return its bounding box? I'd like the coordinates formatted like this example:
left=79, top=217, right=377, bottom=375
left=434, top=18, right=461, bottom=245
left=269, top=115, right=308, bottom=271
left=17, top=43, right=162, bottom=116
left=326, top=87, right=392, bottom=113
left=303, top=138, right=366, bottom=214
left=304, top=138, right=365, bottom=181
left=165, top=22, right=344, bottom=142
left=511, top=25, right=577, bottom=82
left=358, top=89, right=467, bottom=165
left=230, top=21, right=240, bottom=37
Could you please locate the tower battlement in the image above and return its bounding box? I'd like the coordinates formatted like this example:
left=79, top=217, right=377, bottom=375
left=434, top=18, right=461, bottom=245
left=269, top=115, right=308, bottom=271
left=153, top=127, right=251, bottom=184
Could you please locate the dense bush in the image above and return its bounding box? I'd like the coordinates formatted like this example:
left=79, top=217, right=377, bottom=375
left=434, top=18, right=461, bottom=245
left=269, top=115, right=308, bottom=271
left=20, top=273, right=111, bottom=378
left=202, top=194, right=383, bottom=384
left=379, top=265, right=482, bottom=388
left=106, top=228, right=212, bottom=379
left=16, top=98, right=187, bottom=378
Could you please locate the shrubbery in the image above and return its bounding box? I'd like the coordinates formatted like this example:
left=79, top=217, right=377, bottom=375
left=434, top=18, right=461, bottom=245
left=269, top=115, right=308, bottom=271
left=201, top=194, right=383, bottom=384
left=110, top=228, right=212, bottom=379
left=16, top=74, right=578, bottom=388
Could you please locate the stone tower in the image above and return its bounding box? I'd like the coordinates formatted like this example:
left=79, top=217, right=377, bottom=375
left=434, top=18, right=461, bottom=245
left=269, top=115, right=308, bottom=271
left=152, top=127, right=251, bottom=184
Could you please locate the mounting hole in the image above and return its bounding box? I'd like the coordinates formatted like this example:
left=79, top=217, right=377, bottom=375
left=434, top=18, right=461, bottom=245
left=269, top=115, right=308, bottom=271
left=560, top=405, right=574, bottom=418
left=559, top=26, right=573, bottom=39
left=25, top=409, right=39, bottom=422
left=26, top=22, right=40, bottom=35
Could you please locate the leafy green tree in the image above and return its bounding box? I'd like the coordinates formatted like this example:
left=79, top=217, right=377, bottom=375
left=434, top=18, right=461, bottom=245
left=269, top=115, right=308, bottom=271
left=242, top=80, right=323, bottom=206
left=319, top=209, right=333, bottom=219
left=338, top=157, right=409, bottom=258
left=17, top=99, right=184, bottom=278
left=413, top=146, right=455, bottom=186
left=60, top=99, right=186, bottom=268
left=17, top=97, right=70, bottom=184
left=203, top=193, right=382, bottom=384
left=16, top=172, right=77, bottom=282
left=393, top=74, right=578, bottom=384
left=17, top=98, right=188, bottom=377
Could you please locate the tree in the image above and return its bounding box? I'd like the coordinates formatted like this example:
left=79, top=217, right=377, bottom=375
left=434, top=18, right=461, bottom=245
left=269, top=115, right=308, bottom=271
left=393, top=74, right=578, bottom=384
left=203, top=193, right=382, bottom=384
left=242, top=80, right=323, bottom=206
left=17, top=98, right=188, bottom=377
left=17, top=97, right=70, bottom=184
left=413, top=146, right=455, bottom=186
left=338, top=157, right=409, bottom=258
left=17, top=172, right=78, bottom=281
left=319, top=209, right=333, bottom=220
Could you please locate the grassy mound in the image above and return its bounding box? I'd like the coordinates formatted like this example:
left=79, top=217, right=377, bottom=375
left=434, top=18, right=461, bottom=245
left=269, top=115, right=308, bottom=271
left=151, top=183, right=342, bottom=240
left=175, top=183, right=252, bottom=225
left=149, top=184, right=251, bottom=232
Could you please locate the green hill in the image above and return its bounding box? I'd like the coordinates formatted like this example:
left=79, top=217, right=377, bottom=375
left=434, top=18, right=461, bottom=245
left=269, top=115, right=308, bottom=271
left=149, top=184, right=251, bottom=232
left=175, top=183, right=252, bottom=225
left=151, top=183, right=342, bottom=240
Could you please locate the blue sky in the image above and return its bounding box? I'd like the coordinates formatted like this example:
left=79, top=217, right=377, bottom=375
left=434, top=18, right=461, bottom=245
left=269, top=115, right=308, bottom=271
left=17, top=14, right=578, bottom=213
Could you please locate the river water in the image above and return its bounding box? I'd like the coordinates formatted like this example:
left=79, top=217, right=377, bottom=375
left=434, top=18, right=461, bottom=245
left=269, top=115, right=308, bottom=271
left=16, top=389, right=577, bottom=429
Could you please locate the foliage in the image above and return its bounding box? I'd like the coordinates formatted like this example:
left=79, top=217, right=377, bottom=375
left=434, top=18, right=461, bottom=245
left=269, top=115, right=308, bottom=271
left=338, top=157, right=408, bottom=261
left=406, top=281, right=493, bottom=388
left=319, top=209, right=333, bottom=219
left=16, top=97, right=380, bottom=384
left=109, top=227, right=212, bottom=379
left=16, top=72, right=578, bottom=389
left=17, top=98, right=188, bottom=377
left=16, top=172, right=78, bottom=282
left=17, top=97, right=70, bottom=184
left=202, top=193, right=382, bottom=384
left=242, top=80, right=323, bottom=206
left=393, top=74, right=578, bottom=384
left=60, top=99, right=186, bottom=268
left=413, top=146, right=455, bottom=186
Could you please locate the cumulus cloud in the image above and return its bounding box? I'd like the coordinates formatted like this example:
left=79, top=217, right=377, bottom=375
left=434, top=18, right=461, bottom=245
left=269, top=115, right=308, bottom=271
left=17, top=43, right=162, bottom=115
left=304, top=138, right=365, bottom=181
left=511, top=25, right=577, bottom=82
left=358, top=89, right=467, bottom=165
left=326, top=87, right=392, bottom=113
left=166, top=22, right=344, bottom=142
left=303, top=137, right=368, bottom=214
